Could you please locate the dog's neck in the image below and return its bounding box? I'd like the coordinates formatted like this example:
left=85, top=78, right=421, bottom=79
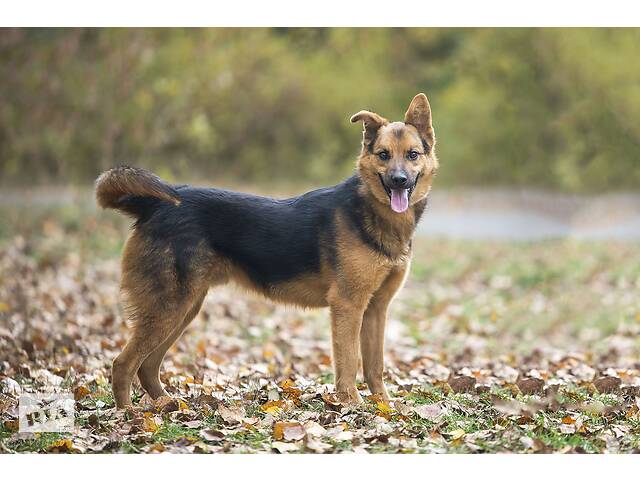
left=356, top=176, right=427, bottom=259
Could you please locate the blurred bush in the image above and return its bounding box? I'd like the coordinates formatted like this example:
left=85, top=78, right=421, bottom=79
left=0, top=28, right=639, bottom=191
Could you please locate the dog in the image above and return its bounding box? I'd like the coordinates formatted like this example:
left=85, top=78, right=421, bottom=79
left=95, top=93, right=438, bottom=408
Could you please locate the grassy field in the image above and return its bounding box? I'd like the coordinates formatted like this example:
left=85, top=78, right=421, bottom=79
left=1, top=202, right=640, bottom=453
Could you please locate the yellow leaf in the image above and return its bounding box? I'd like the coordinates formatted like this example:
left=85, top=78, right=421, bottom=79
left=279, top=379, right=295, bottom=389
left=178, top=399, right=189, bottom=411
left=73, top=385, right=91, bottom=401
left=148, top=443, right=165, bottom=452
left=142, top=416, right=160, bottom=433
left=261, top=400, right=285, bottom=414
left=0, top=302, right=9, bottom=312
left=446, top=428, right=466, bottom=441
left=376, top=402, right=394, bottom=414
left=48, top=439, right=74, bottom=452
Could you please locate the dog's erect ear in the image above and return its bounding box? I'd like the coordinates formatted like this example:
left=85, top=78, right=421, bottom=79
left=404, top=93, right=435, bottom=146
left=350, top=110, right=388, bottom=150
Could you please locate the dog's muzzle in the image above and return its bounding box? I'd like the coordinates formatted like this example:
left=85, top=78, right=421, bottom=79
left=378, top=172, right=420, bottom=213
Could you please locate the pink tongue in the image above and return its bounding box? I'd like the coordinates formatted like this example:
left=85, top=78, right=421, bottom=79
left=390, top=189, right=409, bottom=213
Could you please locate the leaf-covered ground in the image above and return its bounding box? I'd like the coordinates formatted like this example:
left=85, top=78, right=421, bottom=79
left=1, top=202, right=640, bottom=453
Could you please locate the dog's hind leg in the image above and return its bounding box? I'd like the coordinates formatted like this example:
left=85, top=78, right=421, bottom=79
left=112, top=231, right=216, bottom=408
left=112, top=311, right=178, bottom=409
left=137, top=292, right=207, bottom=399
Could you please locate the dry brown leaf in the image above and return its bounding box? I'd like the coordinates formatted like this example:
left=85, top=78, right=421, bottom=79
left=448, top=375, right=476, bottom=393
left=593, top=376, right=621, bottom=394
left=517, top=377, right=545, bottom=395
left=155, top=396, right=180, bottom=413
left=218, top=404, right=246, bottom=424
left=73, top=385, right=91, bottom=401
left=200, top=428, right=225, bottom=442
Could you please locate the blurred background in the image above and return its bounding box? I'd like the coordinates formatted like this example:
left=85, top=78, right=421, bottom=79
left=1, top=28, right=639, bottom=191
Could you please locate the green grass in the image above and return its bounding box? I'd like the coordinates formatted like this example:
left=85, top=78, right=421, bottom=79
left=0, top=430, right=66, bottom=453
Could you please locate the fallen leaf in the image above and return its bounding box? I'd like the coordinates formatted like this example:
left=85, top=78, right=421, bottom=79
left=413, top=402, right=446, bottom=421
left=272, top=441, right=299, bottom=453
left=303, top=421, right=326, bottom=437
left=141, top=415, right=162, bottom=433
left=306, top=438, right=332, bottom=453
left=517, top=377, right=545, bottom=395
left=593, top=376, right=621, bottom=394
left=200, top=429, right=225, bottom=442
left=445, top=428, right=466, bottom=441
left=261, top=399, right=285, bottom=415
left=1, top=378, right=21, bottom=396
left=448, top=376, right=476, bottom=393
left=218, top=404, right=246, bottom=425
left=376, top=402, right=394, bottom=414
left=273, top=421, right=306, bottom=442
left=148, top=443, right=165, bottom=453
left=155, top=396, right=180, bottom=413
left=47, top=439, right=75, bottom=453
left=73, top=385, right=91, bottom=401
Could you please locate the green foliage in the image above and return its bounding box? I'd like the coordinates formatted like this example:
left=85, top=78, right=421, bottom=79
left=1, top=28, right=638, bottom=191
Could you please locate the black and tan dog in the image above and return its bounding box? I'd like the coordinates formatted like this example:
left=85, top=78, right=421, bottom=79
left=96, top=93, right=438, bottom=408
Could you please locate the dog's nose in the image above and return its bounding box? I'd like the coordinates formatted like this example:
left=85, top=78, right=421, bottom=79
left=390, top=172, right=408, bottom=188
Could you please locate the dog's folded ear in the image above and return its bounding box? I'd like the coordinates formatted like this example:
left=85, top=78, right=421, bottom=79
left=350, top=110, right=388, bottom=150
left=404, top=93, right=435, bottom=147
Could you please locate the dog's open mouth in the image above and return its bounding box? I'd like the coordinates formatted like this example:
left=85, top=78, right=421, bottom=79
left=378, top=173, right=419, bottom=214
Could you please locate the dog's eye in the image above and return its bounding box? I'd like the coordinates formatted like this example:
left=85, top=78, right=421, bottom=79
left=378, top=151, right=390, bottom=161
left=408, top=150, right=419, bottom=160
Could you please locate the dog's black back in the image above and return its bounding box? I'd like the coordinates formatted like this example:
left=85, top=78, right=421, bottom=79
left=124, top=175, right=368, bottom=288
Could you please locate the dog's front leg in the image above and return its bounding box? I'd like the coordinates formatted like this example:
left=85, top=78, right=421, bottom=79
left=329, top=298, right=367, bottom=404
left=360, top=266, right=408, bottom=401
left=360, top=297, right=389, bottom=400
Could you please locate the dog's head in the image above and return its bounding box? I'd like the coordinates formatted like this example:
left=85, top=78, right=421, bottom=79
left=351, top=93, right=438, bottom=213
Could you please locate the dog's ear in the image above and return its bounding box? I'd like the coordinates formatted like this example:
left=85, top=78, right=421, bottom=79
left=404, top=93, right=435, bottom=146
left=350, top=110, right=388, bottom=150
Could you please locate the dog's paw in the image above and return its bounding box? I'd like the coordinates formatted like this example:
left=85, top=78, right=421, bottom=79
left=335, top=388, right=363, bottom=405
left=367, top=391, right=391, bottom=403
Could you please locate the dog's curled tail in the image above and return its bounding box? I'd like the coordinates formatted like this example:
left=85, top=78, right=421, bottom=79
left=95, top=166, right=180, bottom=218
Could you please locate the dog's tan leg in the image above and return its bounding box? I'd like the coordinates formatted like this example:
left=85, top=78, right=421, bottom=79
left=136, top=293, right=207, bottom=399
left=328, top=290, right=369, bottom=404
left=112, top=315, right=176, bottom=409
left=360, top=266, right=408, bottom=400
